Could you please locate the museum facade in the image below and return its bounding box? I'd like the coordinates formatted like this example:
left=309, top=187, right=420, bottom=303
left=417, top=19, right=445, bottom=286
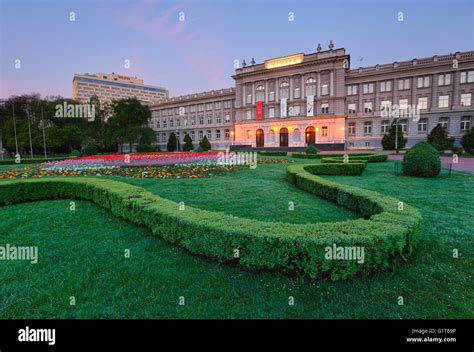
left=149, top=45, right=474, bottom=151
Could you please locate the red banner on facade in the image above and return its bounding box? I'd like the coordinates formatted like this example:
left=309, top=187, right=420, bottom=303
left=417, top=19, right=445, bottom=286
left=256, top=101, right=263, bottom=120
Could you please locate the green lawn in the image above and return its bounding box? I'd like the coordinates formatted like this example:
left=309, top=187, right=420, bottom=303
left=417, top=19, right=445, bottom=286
left=0, top=160, right=473, bottom=318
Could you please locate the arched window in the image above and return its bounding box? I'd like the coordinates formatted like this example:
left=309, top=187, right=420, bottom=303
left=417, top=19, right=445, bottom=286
left=268, top=129, right=275, bottom=142
left=279, top=81, right=289, bottom=99
left=293, top=128, right=301, bottom=142
left=256, top=85, right=265, bottom=102
left=306, top=77, right=316, bottom=97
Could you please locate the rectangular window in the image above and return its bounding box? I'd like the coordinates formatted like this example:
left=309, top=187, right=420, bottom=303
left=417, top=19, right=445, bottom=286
left=190, top=105, right=196, bottom=113
left=363, top=83, right=374, bottom=94
left=290, top=105, right=301, bottom=116
left=191, top=131, right=195, bottom=141
left=364, top=121, right=372, bottom=135
left=169, top=119, right=174, bottom=128
left=216, top=129, right=221, bottom=140
left=438, top=74, right=451, bottom=86
left=206, top=103, right=213, bottom=110
left=399, top=99, right=409, bottom=110
left=460, top=93, right=472, bottom=107
left=321, top=103, right=329, bottom=114
left=199, top=116, right=204, bottom=125
left=207, top=130, right=212, bottom=139
left=246, top=94, right=252, bottom=104
left=381, top=120, right=389, bottom=134
left=321, top=84, right=329, bottom=96
left=380, top=100, right=391, bottom=112
left=207, top=115, right=213, bottom=124
left=418, top=118, right=428, bottom=132
left=461, top=117, right=471, bottom=131
left=269, top=107, right=275, bottom=118
left=417, top=76, right=430, bottom=88
left=225, top=129, right=230, bottom=140
left=398, top=79, right=410, bottom=90
left=198, top=104, right=204, bottom=112
left=163, top=119, right=167, bottom=128
left=198, top=130, right=203, bottom=140
left=348, top=103, right=356, bottom=114
left=418, top=97, right=428, bottom=110
left=347, top=85, right=358, bottom=96
left=215, top=102, right=221, bottom=109
left=438, top=95, right=449, bottom=108
left=294, top=87, right=301, bottom=99
left=269, top=91, right=275, bottom=101
left=348, top=122, right=356, bottom=135
left=400, top=119, right=408, bottom=133
left=380, top=81, right=392, bottom=92
left=322, top=126, right=328, bottom=136
left=246, top=110, right=252, bottom=120
left=439, top=117, right=449, bottom=129
left=216, top=114, right=222, bottom=124
left=460, top=71, right=474, bottom=84
left=364, top=102, right=373, bottom=113
left=224, top=101, right=231, bottom=109
left=225, top=114, right=231, bottom=123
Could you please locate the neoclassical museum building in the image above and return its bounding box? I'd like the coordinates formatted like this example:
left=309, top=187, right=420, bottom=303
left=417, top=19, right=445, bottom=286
left=149, top=44, right=474, bottom=151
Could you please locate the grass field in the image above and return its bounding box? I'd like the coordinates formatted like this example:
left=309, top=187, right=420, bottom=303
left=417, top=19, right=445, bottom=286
left=0, top=159, right=473, bottom=318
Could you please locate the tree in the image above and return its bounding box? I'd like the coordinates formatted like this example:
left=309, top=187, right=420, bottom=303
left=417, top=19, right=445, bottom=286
left=461, top=127, right=474, bottom=154
left=167, top=132, right=177, bottom=152
left=381, top=122, right=407, bottom=150
left=199, top=135, right=211, bottom=151
left=183, top=133, right=194, bottom=151
left=427, top=124, right=455, bottom=151
left=106, top=98, right=151, bottom=152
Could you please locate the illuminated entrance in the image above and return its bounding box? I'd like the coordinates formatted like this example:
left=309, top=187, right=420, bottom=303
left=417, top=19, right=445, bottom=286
left=305, top=126, right=315, bottom=145
left=256, top=129, right=264, bottom=147
left=279, top=128, right=289, bottom=147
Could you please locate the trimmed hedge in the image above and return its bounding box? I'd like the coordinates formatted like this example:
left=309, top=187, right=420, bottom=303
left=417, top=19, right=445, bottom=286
left=321, top=158, right=368, bottom=165
left=0, top=157, right=71, bottom=166
left=0, top=164, right=422, bottom=281
left=257, top=151, right=288, bottom=156
left=292, top=153, right=323, bottom=159
left=402, top=142, right=441, bottom=178
left=321, top=154, right=387, bottom=163
left=304, top=162, right=366, bottom=175
left=292, top=153, right=386, bottom=162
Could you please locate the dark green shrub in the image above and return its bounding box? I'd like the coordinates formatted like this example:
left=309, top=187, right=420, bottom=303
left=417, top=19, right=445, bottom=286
left=167, top=133, right=177, bottom=152
left=195, top=146, right=204, bottom=152
left=183, top=133, right=194, bottom=152
left=306, top=144, right=317, bottom=154
left=199, top=136, right=211, bottom=151
left=427, top=124, right=455, bottom=151
left=382, top=122, right=407, bottom=150
left=461, top=127, right=474, bottom=154
left=257, top=151, right=287, bottom=156
left=321, top=154, right=387, bottom=163
left=69, top=149, right=81, bottom=157
left=136, top=144, right=155, bottom=153
left=451, top=146, right=463, bottom=155
left=292, top=152, right=322, bottom=159
left=304, top=163, right=366, bottom=175
left=84, top=144, right=98, bottom=156
left=402, top=142, right=441, bottom=177
left=321, top=158, right=368, bottom=165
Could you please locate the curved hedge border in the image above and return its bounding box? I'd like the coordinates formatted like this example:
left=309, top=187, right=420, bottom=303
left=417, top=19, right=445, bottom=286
left=257, top=151, right=288, bottom=156
left=304, top=162, right=367, bottom=175
left=321, top=154, right=387, bottom=163
left=321, top=158, right=369, bottom=165
left=0, top=163, right=421, bottom=281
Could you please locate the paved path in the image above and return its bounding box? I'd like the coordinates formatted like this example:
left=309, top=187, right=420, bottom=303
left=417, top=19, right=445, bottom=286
left=316, top=150, right=474, bottom=174
left=388, top=154, right=474, bottom=174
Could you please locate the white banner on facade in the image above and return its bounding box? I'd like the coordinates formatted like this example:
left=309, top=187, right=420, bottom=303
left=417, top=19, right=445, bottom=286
left=280, top=98, right=287, bottom=118
left=306, top=95, right=314, bottom=117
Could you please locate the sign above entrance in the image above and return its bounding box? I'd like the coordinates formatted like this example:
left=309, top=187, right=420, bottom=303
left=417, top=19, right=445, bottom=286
left=265, top=53, right=304, bottom=69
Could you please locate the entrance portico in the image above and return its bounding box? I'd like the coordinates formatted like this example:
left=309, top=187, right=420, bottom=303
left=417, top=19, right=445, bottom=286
left=233, top=116, right=346, bottom=149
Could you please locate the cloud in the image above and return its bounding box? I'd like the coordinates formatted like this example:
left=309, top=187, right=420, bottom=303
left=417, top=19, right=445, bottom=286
left=109, top=0, right=227, bottom=87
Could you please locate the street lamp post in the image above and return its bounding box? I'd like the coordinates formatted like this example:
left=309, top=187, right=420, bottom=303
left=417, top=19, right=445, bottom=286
left=395, top=118, right=399, bottom=154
